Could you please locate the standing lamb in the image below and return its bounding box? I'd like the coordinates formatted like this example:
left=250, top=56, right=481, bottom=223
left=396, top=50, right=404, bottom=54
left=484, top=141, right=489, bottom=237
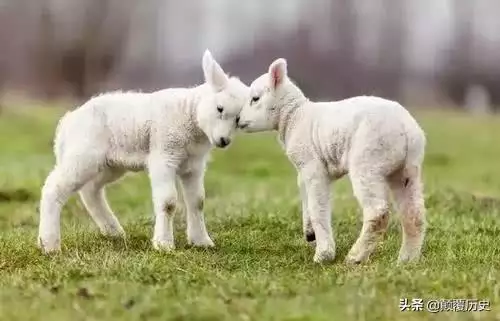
left=237, top=58, right=427, bottom=264
left=38, top=50, right=249, bottom=254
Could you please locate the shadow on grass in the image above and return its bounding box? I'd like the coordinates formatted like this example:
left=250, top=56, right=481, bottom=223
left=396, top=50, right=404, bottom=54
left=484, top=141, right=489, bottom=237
left=0, top=188, right=35, bottom=202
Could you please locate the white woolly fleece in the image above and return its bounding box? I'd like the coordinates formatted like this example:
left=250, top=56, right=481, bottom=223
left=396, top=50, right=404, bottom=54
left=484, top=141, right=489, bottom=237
left=238, top=58, right=427, bottom=264
left=37, top=50, right=249, bottom=253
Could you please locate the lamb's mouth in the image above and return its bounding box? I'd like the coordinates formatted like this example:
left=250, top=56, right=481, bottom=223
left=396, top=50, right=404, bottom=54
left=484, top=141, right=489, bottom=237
left=237, top=121, right=250, bottom=130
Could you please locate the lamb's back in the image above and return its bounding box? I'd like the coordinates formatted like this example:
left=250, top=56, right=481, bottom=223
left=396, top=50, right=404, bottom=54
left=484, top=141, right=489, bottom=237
left=311, top=96, right=421, bottom=138
left=291, top=96, right=423, bottom=175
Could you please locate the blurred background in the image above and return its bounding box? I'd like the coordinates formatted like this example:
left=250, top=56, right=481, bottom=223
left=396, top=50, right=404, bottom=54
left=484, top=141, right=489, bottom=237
left=0, top=0, right=499, bottom=112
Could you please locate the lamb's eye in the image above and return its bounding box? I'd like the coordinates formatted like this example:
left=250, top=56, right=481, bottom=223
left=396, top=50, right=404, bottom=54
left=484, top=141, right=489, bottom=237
left=251, top=96, right=260, bottom=103
left=217, top=106, right=224, bottom=113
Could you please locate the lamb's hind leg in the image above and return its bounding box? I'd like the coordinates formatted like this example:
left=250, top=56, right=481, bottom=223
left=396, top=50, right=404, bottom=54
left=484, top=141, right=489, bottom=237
left=388, top=166, right=426, bottom=263
left=79, top=169, right=125, bottom=238
left=346, top=172, right=391, bottom=264
left=38, top=160, right=100, bottom=253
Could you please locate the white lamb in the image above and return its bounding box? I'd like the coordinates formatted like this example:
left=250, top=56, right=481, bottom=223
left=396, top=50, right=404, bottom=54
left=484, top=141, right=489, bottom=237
left=237, top=58, right=427, bottom=264
left=38, top=50, right=249, bottom=254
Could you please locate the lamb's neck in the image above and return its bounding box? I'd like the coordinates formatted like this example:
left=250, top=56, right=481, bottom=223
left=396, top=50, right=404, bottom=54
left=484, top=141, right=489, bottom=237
left=276, top=93, right=308, bottom=146
left=188, top=84, right=211, bottom=141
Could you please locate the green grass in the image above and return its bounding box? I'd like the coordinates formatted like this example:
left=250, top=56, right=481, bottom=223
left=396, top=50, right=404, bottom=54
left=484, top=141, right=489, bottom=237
left=0, top=106, right=499, bottom=320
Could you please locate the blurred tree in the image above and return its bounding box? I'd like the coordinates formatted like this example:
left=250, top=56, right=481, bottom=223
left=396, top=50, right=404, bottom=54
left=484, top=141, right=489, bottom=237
left=441, top=0, right=474, bottom=107
left=377, top=0, right=406, bottom=100
left=440, top=0, right=500, bottom=109
left=332, top=0, right=358, bottom=98
left=0, top=2, right=11, bottom=113
left=37, top=0, right=58, bottom=99
left=36, top=0, right=134, bottom=102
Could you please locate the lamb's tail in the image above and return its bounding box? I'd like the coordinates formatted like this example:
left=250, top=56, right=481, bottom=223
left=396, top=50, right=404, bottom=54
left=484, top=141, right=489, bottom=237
left=403, top=121, right=426, bottom=181
left=53, top=110, right=72, bottom=165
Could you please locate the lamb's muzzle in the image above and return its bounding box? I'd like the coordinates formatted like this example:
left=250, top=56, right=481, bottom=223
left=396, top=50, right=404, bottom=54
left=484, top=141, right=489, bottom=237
left=237, top=121, right=249, bottom=129
left=215, top=137, right=231, bottom=148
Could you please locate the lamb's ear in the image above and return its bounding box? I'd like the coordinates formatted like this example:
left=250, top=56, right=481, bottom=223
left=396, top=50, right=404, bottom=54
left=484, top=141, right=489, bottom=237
left=202, top=49, right=229, bottom=92
left=268, top=58, right=287, bottom=90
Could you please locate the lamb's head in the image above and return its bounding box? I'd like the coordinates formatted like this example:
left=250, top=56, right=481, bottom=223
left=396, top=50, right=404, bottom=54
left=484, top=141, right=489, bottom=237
left=197, top=50, right=249, bottom=148
left=237, top=58, right=291, bottom=132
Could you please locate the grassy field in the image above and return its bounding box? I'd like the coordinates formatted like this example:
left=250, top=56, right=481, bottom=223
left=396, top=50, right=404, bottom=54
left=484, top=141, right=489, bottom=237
left=0, top=105, right=499, bottom=320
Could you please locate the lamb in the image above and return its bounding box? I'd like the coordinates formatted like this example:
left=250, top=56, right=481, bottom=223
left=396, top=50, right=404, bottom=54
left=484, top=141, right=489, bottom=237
left=38, top=50, right=249, bottom=254
left=237, top=58, right=427, bottom=264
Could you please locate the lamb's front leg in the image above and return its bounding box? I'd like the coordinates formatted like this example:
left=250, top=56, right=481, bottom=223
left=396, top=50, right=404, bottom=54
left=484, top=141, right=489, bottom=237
left=148, top=156, right=178, bottom=251
left=300, top=166, right=335, bottom=263
left=179, top=168, right=214, bottom=248
left=297, top=173, right=314, bottom=244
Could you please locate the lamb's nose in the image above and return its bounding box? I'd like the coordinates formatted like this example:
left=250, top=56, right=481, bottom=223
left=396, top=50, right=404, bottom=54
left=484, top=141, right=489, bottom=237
left=218, top=137, right=230, bottom=148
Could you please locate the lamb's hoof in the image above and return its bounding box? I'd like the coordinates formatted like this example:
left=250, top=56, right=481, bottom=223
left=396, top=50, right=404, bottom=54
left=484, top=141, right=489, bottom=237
left=152, top=239, right=175, bottom=252
left=101, top=226, right=126, bottom=238
left=345, top=256, right=363, bottom=265
left=189, top=237, right=215, bottom=248
left=305, top=232, right=316, bottom=242
left=397, top=250, right=421, bottom=265
left=345, top=250, right=370, bottom=265
left=313, top=248, right=336, bottom=263
left=38, top=237, right=61, bottom=254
